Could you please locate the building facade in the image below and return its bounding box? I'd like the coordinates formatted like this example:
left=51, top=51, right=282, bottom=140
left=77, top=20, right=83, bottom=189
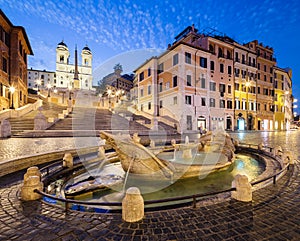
left=27, top=68, right=56, bottom=91
left=133, top=25, right=293, bottom=132
left=0, top=9, right=33, bottom=110
left=55, top=41, right=92, bottom=90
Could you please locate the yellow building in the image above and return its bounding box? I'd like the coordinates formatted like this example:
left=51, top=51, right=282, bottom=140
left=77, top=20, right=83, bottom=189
left=273, top=67, right=293, bottom=130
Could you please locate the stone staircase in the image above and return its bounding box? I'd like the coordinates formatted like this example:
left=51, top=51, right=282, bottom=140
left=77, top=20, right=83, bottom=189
left=48, top=107, right=151, bottom=134
left=9, top=101, right=67, bottom=136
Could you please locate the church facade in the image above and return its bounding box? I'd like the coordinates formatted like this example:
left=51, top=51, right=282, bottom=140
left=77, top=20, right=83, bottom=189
left=55, top=41, right=93, bottom=90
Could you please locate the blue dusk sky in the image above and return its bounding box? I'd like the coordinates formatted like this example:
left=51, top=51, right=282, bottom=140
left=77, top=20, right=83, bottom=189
left=1, top=0, right=300, bottom=113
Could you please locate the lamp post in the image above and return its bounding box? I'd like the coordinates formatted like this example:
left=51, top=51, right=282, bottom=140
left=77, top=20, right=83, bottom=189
left=107, top=89, right=112, bottom=110
left=47, top=83, right=51, bottom=97
left=9, top=86, right=15, bottom=109
left=68, top=85, right=72, bottom=100
left=116, top=89, right=121, bottom=103
left=245, top=81, right=251, bottom=130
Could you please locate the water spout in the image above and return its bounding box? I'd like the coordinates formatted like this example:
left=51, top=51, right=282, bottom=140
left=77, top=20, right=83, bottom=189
left=123, top=157, right=135, bottom=193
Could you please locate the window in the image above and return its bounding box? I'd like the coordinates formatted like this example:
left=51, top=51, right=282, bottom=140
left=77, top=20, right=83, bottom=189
left=258, top=73, right=260, bottom=80
left=147, top=85, right=151, bottom=95
left=209, top=98, right=215, bottom=107
left=210, top=61, right=215, bottom=71
left=235, top=52, right=239, bottom=62
left=187, top=116, right=192, bottom=130
left=220, top=63, right=224, bottom=73
left=257, top=87, right=260, bottom=94
left=148, top=102, right=151, bottom=110
left=200, top=57, right=207, bottom=68
left=159, top=82, right=163, bottom=92
left=140, top=88, right=144, bottom=97
left=228, top=85, right=232, bottom=94
left=209, top=44, right=214, bottom=53
left=173, top=96, right=177, bottom=105
left=235, top=99, right=240, bottom=109
left=200, top=74, right=206, bottom=88
left=158, top=63, right=164, bottom=74
left=235, top=83, right=239, bottom=91
left=264, top=75, right=267, bottom=81
left=218, top=48, right=223, bottom=58
left=235, top=68, right=240, bottom=77
left=227, top=50, right=231, bottom=59
left=173, top=54, right=178, bottom=66
left=201, top=97, right=206, bottom=106
left=148, top=68, right=151, bottom=77
left=228, top=66, right=232, bottom=75
left=187, top=75, right=192, bottom=86
left=160, top=100, right=163, bottom=108
left=60, top=55, right=64, bottom=62
left=166, top=82, right=170, bottom=89
left=227, top=100, right=233, bottom=109
left=263, top=88, right=268, bottom=95
left=219, top=84, right=226, bottom=93
left=2, top=57, right=7, bottom=73
left=209, top=82, right=216, bottom=91
left=220, top=100, right=225, bottom=108
left=258, top=63, right=260, bottom=70
left=185, top=95, right=192, bottom=105
left=264, top=65, right=267, bottom=72
left=141, top=104, right=144, bottom=112
left=185, top=52, right=191, bottom=64
left=139, top=72, right=144, bottom=81
left=173, top=76, right=178, bottom=87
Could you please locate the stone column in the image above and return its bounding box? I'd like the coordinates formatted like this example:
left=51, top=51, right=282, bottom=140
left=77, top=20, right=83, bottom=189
left=231, top=174, right=252, bottom=202
left=63, top=152, right=73, bottom=168
left=0, top=119, right=11, bottom=138
left=122, top=187, right=144, bottom=222
left=21, top=166, right=43, bottom=201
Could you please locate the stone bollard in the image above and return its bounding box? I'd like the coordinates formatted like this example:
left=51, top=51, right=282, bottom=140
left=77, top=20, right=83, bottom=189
left=21, top=167, right=43, bottom=201
left=63, top=152, right=73, bottom=168
left=171, top=139, right=176, bottom=147
left=24, top=166, right=41, bottom=182
left=132, top=133, right=141, bottom=144
left=231, top=174, right=252, bottom=202
left=0, top=119, right=11, bottom=138
left=34, top=112, right=47, bottom=130
left=122, top=187, right=144, bottom=222
left=282, top=151, right=294, bottom=165
left=150, top=140, right=155, bottom=148
left=257, top=143, right=263, bottom=150
left=274, top=146, right=283, bottom=157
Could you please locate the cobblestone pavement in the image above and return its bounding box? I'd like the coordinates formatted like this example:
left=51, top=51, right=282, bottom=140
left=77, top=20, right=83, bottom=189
left=0, top=131, right=299, bottom=240
left=0, top=160, right=299, bottom=241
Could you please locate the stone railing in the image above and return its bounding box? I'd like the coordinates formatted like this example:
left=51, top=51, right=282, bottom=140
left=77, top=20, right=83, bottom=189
left=0, top=99, right=43, bottom=121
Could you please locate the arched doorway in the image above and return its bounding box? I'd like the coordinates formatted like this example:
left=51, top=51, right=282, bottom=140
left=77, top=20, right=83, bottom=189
left=226, top=116, right=232, bottom=130
left=237, top=117, right=245, bottom=130
left=197, top=116, right=206, bottom=132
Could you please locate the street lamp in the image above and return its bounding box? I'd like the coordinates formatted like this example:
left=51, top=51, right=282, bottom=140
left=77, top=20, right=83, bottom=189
left=116, top=89, right=121, bottom=103
left=9, top=86, right=15, bottom=109
left=68, top=85, right=72, bottom=100
left=47, top=83, right=51, bottom=97
left=107, top=89, right=112, bottom=109
left=245, top=81, right=251, bottom=130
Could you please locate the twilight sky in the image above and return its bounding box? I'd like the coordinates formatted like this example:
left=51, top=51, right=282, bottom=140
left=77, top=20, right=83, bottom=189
left=1, top=0, right=300, bottom=113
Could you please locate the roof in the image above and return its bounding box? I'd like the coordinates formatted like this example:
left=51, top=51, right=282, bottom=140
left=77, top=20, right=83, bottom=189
left=57, top=41, right=68, bottom=48
left=0, top=9, right=33, bottom=55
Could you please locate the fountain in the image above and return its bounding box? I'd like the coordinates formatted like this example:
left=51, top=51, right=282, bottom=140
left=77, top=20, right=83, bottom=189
left=62, top=130, right=239, bottom=199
